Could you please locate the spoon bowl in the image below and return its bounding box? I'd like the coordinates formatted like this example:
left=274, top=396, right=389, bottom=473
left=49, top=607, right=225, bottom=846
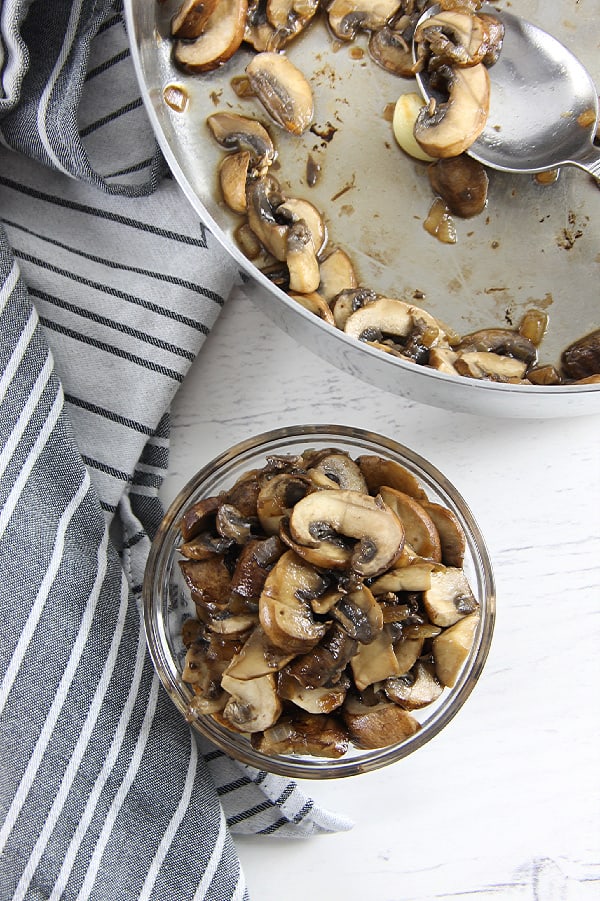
left=414, top=6, right=600, bottom=179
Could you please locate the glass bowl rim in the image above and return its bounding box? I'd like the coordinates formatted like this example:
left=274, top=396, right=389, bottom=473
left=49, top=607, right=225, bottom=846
left=143, top=424, right=496, bottom=778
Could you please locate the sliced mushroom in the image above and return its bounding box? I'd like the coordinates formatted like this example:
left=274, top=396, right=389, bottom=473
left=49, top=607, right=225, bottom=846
left=277, top=198, right=327, bottom=254
left=317, top=248, right=358, bottom=304
left=356, top=454, right=428, bottom=501
left=385, top=658, right=443, bottom=710
left=179, top=557, right=232, bottom=612
left=310, top=452, right=368, bottom=492
left=561, top=329, right=600, bottom=380
left=289, top=292, right=336, bottom=326
left=379, top=486, right=442, bottom=562
left=421, top=501, right=466, bottom=568
left=259, top=550, right=328, bottom=653
left=174, top=0, right=248, bottom=72
left=369, top=9, right=420, bottom=77
left=281, top=622, right=358, bottom=689
left=454, top=351, right=528, bottom=382
left=371, top=561, right=437, bottom=594
left=246, top=51, right=314, bottom=136
left=428, top=154, right=488, bottom=217
left=179, top=495, right=221, bottom=541
left=456, top=328, right=538, bottom=365
left=288, top=488, right=405, bottom=576
left=394, top=635, right=426, bottom=675
left=276, top=672, right=347, bottom=713
left=414, top=10, right=496, bottom=68
left=428, top=345, right=460, bottom=375
left=350, top=626, right=400, bottom=691
left=343, top=696, right=420, bottom=749
left=344, top=297, right=446, bottom=363
left=324, top=0, right=401, bottom=42
left=256, top=471, right=311, bottom=534
left=171, top=0, right=219, bottom=38
left=286, top=221, right=320, bottom=293
left=423, top=566, right=478, bottom=627
left=246, top=175, right=290, bottom=260
left=330, top=584, right=383, bottom=643
left=332, top=287, right=379, bottom=330
left=218, top=150, right=252, bottom=214
left=224, top=625, right=295, bottom=679
left=266, top=0, right=320, bottom=42
left=252, top=711, right=349, bottom=757
left=207, top=612, right=258, bottom=637
left=229, top=534, right=285, bottom=600
left=221, top=671, right=282, bottom=731
left=207, top=112, right=276, bottom=169
left=414, top=63, right=490, bottom=158
left=392, top=92, right=437, bottom=162
left=433, top=611, right=480, bottom=687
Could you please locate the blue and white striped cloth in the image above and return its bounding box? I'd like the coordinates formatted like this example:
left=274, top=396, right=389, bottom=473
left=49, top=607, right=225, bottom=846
left=0, top=2, right=351, bottom=898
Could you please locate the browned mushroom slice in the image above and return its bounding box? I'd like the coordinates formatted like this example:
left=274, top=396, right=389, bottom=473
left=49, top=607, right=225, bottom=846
left=256, top=471, right=312, bottom=534
left=433, top=612, right=480, bottom=687
left=224, top=625, right=295, bottom=679
left=344, top=297, right=446, bottom=362
left=394, top=635, right=426, bottom=675
left=378, top=486, right=442, bottom=562
left=277, top=198, right=327, bottom=254
left=428, top=154, right=489, bottom=218
left=179, top=531, right=234, bottom=560
left=332, top=287, right=379, bottom=330
left=369, top=17, right=417, bottom=77
left=174, top=0, right=248, bottom=72
left=421, top=501, right=466, bottom=568
left=561, top=329, right=600, bottom=380
left=371, top=561, right=437, bottom=594
left=289, top=292, right=336, bottom=326
left=385, top=658, right=443, bottom=710
left=208, top=612, right=258, bottom=637
left=171, top=0, right=218, bottom=38
left=330, top=584, right=383, bottom=643
left=281, top=622, right=358, bottom=689
left=218, top=150, right=252, bottom=214
left=414, top=63, right=490, bottom=158
left=246, top=175, right=290, bottom=260
left=224, top=468, right=262, bottom=518
left=221, top=671, right=282, bottom=731
left=207, top=112, right=276, bottom=169
left=229, top=535, right=285, bottom=601
left=266, top=0, right=319, bottom=44
left=356, top=454, right=428, bottom=501
left=324, top=0, right=402, bottom=42
left=456, top=328, right=538, bottom=365
left=350, top=625, right=400, bottom=691
left=423, top=566, right=478, bottom=627
left=288, top=488, right=405, bottom=576
left=309, top=452, right=368, bottom=492
left=286, top=221, right=320, bottom=294
left=343, top=696, right=420, bottom=749
left=179, top=495, right=221, bottom=541
left=246, top=51, right=314, bottom=136
left=414, top=10, right=496, bottom=68
left=317, top=248, right=358, bottom=305
left=259, top=550, right=328, bottom=653
left=252, top=712, right=349, bottom=757
left=276, top=672, right=347, bottom=713
left=184, top=634, right=242, bottom=713
left=454, top=351, right=528, bottom=382
left=179, top=557, right=232, bottom=611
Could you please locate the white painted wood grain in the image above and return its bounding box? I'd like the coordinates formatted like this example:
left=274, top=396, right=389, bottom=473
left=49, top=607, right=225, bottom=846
left=161, top=290, right=600, bottom=901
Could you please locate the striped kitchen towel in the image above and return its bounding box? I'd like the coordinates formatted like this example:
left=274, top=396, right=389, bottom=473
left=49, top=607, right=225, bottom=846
left=0, top=2, right=352, bottom=900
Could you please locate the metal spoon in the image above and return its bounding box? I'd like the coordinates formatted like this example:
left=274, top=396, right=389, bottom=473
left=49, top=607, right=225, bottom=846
left=414, top=6, right=600, bottom=181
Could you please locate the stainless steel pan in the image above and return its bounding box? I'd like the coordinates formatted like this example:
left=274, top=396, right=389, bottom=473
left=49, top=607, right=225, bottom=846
left=124, top=0, right=600, bottom=417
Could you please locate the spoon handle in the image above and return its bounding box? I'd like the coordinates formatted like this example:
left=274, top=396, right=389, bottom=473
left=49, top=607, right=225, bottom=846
left=570, top=145, right=600, bottom=182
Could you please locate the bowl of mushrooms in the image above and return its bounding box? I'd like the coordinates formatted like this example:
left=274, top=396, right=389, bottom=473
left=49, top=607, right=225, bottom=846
left=143, top=425, right=495, bottom=778
left=126, top=0, right=599, bottom=418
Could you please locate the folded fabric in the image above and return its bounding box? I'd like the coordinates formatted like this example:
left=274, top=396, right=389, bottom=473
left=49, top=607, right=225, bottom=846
left=0, top=2, right=351, bottom=899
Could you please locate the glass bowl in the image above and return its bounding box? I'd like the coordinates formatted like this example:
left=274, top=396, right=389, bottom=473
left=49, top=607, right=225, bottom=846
left=143, top=425, right=495, bottom=778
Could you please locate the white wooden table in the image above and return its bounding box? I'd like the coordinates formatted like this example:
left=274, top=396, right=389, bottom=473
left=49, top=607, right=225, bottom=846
left=160, top=288, right=600, bottom=901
